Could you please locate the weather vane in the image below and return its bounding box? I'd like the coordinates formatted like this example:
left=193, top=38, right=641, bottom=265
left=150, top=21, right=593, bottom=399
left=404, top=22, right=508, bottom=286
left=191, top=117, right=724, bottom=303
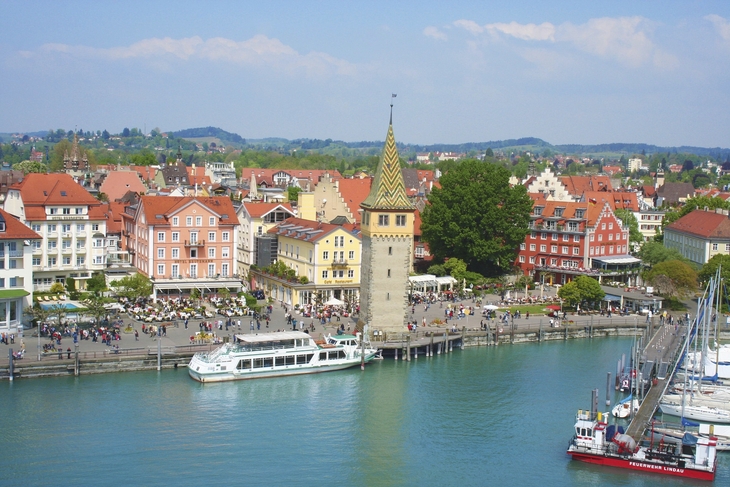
left=390, top=93, right=397, bottom=123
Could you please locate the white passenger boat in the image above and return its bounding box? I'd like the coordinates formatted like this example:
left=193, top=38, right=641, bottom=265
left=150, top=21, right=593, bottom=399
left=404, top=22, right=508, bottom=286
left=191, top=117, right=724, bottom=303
left=188, top=331, right=380, bottom=383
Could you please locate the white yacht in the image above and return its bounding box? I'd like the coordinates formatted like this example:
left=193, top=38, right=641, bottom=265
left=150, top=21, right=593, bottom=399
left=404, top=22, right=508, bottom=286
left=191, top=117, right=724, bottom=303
left=188, top=331, right=380, bottom=383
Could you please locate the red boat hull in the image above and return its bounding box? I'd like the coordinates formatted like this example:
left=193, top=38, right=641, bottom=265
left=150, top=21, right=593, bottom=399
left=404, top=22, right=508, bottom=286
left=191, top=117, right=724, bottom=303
left=569, top=450, right=715, bottom=481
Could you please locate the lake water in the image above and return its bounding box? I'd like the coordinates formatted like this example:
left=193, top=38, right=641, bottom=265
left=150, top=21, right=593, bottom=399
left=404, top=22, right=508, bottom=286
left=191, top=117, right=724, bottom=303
left=2, top=338, right=726, bottom=486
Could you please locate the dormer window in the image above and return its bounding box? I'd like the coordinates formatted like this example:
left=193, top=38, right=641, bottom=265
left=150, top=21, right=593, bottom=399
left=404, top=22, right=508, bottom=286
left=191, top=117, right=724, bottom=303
left=554, top=208, right=564, bottom=217
left=575, top=209, right=585, bottom=219
left=534, top=206, right=543, bottom=216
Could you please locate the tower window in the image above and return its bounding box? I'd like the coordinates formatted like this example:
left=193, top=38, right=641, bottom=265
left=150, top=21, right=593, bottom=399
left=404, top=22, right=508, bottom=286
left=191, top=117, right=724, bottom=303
left=387, top=269, right=391, bottom=277
left=396, top=215, right=406, bottom=226
left=388, top=247, right=392, bottom=255
left=378, top=215, right=389, bottom=226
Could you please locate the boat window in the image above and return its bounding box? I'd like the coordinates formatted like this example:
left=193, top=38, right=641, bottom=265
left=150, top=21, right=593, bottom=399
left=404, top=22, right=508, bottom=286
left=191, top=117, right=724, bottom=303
left=285, top=355, right=295, bottom=366
left=319, top=352, right=328, bottom=361
left=587, top=428, right=592, bottom=437
left=275, top=357, right=285, bottom=366
left=305, top=353, right=313, bottom=363
left=237, top=359, right=251, bottom=370
left=253, top=358, right=264, bottom=368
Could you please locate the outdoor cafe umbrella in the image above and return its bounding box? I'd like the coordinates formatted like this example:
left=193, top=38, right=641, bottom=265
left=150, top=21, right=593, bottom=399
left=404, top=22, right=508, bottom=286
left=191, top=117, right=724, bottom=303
left=483, top=304, right=499, bottom=311
left=325, top=297, right=345, bottom=306
left=545, top=304, right=561, bottom=311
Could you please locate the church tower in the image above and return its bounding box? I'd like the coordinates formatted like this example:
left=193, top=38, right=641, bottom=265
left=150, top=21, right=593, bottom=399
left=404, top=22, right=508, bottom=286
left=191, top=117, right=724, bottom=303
left=358, top=108, right=416, bottom=335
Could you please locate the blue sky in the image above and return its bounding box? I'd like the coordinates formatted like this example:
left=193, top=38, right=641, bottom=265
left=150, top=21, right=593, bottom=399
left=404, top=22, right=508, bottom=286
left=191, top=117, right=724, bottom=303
left=2, top=0, right=729, bottom=148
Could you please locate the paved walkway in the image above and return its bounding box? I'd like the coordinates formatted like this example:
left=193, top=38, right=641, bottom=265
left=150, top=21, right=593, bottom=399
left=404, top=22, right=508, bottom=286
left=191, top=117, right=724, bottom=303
left=1, top=294, right=666, bottom=365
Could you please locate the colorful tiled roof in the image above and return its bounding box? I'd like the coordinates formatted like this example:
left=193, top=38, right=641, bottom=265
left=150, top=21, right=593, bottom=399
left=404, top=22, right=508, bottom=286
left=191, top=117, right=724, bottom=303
left=361, top=121, right=414, bottom=211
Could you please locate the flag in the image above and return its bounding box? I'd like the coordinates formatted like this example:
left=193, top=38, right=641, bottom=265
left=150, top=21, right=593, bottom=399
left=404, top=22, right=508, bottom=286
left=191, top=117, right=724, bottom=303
left=392, top=93, right=397, bottom=98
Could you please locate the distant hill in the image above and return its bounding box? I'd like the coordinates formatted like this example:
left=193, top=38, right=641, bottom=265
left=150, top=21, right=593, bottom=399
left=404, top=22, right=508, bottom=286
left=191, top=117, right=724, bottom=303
left=170, top=127, right=246, bottom=147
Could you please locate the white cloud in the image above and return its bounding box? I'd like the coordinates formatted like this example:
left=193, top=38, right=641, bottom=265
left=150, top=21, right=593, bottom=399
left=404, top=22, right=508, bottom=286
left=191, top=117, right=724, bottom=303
left=423, top=26, right=448, bottom=41
left=452, top=16, right=676, bottom=69
left=706, top=14, right=730, bottom=42
left=486, top=22, right=555, bottom=41
left=31, top=35, right=357, bottom=77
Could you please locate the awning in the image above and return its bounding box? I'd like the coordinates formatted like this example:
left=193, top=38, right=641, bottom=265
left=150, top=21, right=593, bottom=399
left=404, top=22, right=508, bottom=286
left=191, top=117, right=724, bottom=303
left=0, top=289, right=30, bottom=298
left=592, top=255, right=641, bottom=265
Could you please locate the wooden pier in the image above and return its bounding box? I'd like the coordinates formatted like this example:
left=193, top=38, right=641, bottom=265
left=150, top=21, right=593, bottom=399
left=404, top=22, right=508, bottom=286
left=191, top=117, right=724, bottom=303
left=625, top=319, right=687, bottom=441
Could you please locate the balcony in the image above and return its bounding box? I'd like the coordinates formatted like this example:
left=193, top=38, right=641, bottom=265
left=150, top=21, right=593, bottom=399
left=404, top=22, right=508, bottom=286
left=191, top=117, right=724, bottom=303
left=61, top=247, right=73, bottom=254
left=32, top=247, right=42, bottom=254
left=330, top=258, right=348, bottom=266
left=46, top=247, right=58, bottom=254
left=8, top=250, right=23, bottom=258
left=184, top=240, right=205, bottom=247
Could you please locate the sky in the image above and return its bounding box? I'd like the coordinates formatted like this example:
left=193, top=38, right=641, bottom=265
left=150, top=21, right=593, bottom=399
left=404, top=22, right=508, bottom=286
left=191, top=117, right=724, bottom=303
left=1, top=0, right=730, bottom=148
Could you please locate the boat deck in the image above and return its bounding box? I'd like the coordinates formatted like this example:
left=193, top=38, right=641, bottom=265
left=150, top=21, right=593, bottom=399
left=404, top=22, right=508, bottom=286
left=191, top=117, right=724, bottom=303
left=625, top=320, right=685, bottom=441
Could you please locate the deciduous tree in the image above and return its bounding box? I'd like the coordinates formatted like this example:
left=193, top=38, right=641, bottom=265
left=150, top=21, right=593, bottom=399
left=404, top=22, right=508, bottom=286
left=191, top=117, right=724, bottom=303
left=421, top=160, right=532, bottom=276
left=644, top=260, right=697, bottom=298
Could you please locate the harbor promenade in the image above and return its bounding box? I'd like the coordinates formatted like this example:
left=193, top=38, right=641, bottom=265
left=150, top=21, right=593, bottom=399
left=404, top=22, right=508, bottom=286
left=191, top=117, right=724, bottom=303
left=1, top=294, right=666, bottom=369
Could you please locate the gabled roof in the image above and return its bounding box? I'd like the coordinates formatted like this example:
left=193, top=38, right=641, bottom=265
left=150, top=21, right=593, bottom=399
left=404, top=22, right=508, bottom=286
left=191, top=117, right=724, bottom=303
left=560, top=175, right=613, bottom=195
left=137, top=196, right=237, bottom=226
left=336, top=178, right=372, bottom=223
left=657, top=182, right=695, bottom=203
left=641, top=185, right=657, bottom=197
left=106, top=202, right=126, bottom=234
left=666, top=209, right=730, bottom=239
left=582, top=191, right=638, bottom=212
left=530, top=194, right=608, bottom=227
left=99, top=171, right=146, bottom=202
left=11, top=173, right=99, bottom=206
left=241, top=201, right=295, bottom=219
left=0, top=208, right=41, bottom=240
left=269, top=217, right=360, bottom=243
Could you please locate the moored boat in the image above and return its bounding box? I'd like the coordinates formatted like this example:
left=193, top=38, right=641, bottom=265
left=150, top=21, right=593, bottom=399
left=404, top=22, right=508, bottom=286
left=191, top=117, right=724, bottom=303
left=188, top=331, right=380, bottom=383
left=611, top=395, right=639, bottom=418
left=567, top=409, right=718, bottom=481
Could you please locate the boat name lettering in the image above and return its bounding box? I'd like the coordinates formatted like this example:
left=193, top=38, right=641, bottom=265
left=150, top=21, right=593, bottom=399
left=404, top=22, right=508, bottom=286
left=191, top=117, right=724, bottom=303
left=628, top=462, right=684, bottom=473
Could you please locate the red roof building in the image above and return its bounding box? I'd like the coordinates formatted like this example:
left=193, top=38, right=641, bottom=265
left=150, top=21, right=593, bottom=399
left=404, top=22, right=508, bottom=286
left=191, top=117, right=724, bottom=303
left=515, top=195, right=638, bottom=285
left=664, top=209, right=730, bottom=265
left=122, top=195, right=242, bottom=299
left=4, top=173, right=111, bottom=290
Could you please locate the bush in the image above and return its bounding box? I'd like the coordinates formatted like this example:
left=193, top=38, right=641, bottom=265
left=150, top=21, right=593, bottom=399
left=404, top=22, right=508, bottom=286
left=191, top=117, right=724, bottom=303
left=662, top=297, right=687, bottom=311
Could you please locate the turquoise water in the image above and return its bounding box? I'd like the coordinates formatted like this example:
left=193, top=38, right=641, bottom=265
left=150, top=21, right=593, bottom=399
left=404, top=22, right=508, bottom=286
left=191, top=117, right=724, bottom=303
left=39, top=302, right=79, bottom=310
left=2, top=338, right=727, bottom=486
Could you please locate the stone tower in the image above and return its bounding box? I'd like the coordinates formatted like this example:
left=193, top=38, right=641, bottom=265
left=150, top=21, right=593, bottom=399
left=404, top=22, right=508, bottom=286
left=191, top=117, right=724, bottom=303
left=358, top=109, right=416, bottom=335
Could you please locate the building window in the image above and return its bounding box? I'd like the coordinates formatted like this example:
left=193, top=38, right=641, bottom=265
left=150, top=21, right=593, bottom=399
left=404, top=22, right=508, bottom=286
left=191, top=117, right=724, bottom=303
left=48, top=224, right=56, bottom=232
left=334, top=236, right=344, bottom=247
left=378, top=215, right=389, bottom=226
left=62, top=240, right=71, bottom=249
left=77, top=224, right=85, bottom=232
left=609, top=222, right=613, bottom=230
left=572, top=247, right=579, bottom=255
left=348, top=250, right=355, bottom=260
left=190, top=264, right=197, bottom=278
left=387, top=269, right=391, bottom=277
left=540, top=245, right=546, bottom=252
left=601, top=223, right=606, bottom=230
left=323, top=251, right=329, bottom=261
left=49, top=208, right=57, bottom=215
left=598, top=234, right=603, bottom=241
left=552, top=233, right=558, bottom=241
left=531, top=232, right=536, bottom=239
left=31, top=224, right=41, bottom=232
left=348, top=270, right=354, bottom=278
left=186, top=216, right=192, bottom=226
left=172, top=248, right=179, bottom=258
left=322, top=270, right=328, bottom=279
left=62, top=224, right=71, bottom=233
left=190, top=248, right=197, bottom=258
left=551, top=245, right=558, bottom=252
left=62, top=208, right=70, bottom=215
left=608, top=233, right=613, bottom=241
left=396, top=215, right=406, bottom=226
left=609, top=245, right=614, bottom=254
left=222, top=232, right=230, bottom=242
left=77, top=257, right=85, bottom=266
left=529, top=256, right=535, bottom=264
left=562, top=234, right=568, bottom=242
left=519, top=255, right=525, bottom=263
left=573, top=235, right=580, bottom=242
left=208, top=264, right=215, bottom=276
left=172, top=264, right=179, bottom=278
left=208, top=232, right=216, bottom=242
left=209, top=217, right=216, bottom=226
left=172, top=232, right=179, bottom=242
left=47, top=257, right=56, bottom=266
left=388, top=247, right=393, bottom=255
left=172, top=217, right=179, bottom=226
left=158, top=248, right=165, bottom=259
left=75, top=208, right=83, bottom=214
left=196, top=216, right=202, bottom=226
left=208, top=248, right=215, bottom=258
left=32, top=257, right=41, bottom=266
left=222, top=247, right=229, bottom=258
left=157, top=264, right=165, bottom=276
left=157, top=232, right=165, bottom=242
left=221, top=263, right=229, bottom=277
left=47, top=241, right=57, bottom=249
left=541, top=233, right=547, bottom=240
left=92, top=224, right=99, bottom=231
left=562, top=246, right=569, bottom=254
left=520, top=243, right=526, bottom=250
left=713, top=243, right=719, bottom=251
left=530, top=244, right=536, bottom=251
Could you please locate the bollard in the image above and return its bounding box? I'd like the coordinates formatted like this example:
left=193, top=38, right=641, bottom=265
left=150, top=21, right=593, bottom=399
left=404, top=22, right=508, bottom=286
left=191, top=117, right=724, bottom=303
left=606, top=372, right=612, bottom=406
left=8, top=348, right=14, bottom=381
left=406, top=335, right=411, bottom=362
left=395, top=348, right=398, bottom=361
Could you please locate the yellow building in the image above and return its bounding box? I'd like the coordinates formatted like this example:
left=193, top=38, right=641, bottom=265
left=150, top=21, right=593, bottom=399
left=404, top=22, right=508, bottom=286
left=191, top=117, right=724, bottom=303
left=252, top=217, right=361, bottom=310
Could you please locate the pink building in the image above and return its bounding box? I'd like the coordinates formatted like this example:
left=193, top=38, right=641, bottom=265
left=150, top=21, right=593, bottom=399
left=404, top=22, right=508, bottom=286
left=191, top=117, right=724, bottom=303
left=122, top=196, right=241, bottom=300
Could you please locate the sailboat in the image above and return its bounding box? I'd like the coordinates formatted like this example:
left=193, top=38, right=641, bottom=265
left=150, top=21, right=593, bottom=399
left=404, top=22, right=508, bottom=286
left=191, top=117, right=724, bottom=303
left=611, top=394, right=639, bottom=418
